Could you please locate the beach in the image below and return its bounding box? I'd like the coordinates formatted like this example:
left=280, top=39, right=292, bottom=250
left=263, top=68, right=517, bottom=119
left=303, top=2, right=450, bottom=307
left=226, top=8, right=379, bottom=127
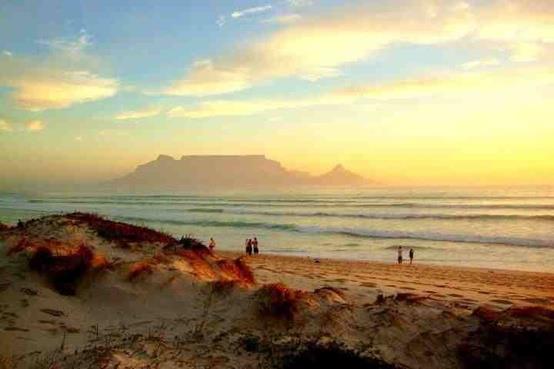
left=222, top=251, right=554, bottom=311
left=1, top=213, right=553, bottom=369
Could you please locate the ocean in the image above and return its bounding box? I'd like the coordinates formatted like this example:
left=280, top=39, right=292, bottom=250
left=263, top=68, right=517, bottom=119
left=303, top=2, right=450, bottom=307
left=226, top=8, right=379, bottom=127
left=1, top=187, right=553, bottom=272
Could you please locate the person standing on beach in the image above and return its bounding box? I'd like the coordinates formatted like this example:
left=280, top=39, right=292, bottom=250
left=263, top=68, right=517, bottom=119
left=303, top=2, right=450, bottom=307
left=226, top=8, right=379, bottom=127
left=246, top=239, right=253, bottom=256
left=409, top=248, right=414, bottom=264
left=397, top=246, right=403, bottom=264
left=253, top=237, right=259, bottom=255
left=209, top=237, right=216, bottom=251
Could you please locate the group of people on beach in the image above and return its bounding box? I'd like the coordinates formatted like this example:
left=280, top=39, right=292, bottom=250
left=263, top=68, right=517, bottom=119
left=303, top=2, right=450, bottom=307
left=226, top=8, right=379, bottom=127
left=397, top=246, right=414, bottom=264
left=245, top=237, right=259, bottom=256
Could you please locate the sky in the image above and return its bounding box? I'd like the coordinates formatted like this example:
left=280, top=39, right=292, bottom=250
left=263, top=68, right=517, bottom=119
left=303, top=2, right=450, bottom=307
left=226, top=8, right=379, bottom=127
left=0, top=0, right=553, bottom=189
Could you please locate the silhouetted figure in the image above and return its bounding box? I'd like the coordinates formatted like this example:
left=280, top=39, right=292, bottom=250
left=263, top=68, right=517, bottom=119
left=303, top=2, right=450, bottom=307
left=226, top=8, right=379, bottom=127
left=253, top=237, right=259, bottom=255
left=209, top=237, right=216, bottom=251
left=17, top=219, right=23, bottom=228
left=246, top=239, right=253, bottom=256
left=397, top=246, right=403, bottom=264
left=409, top=248, right=414, bottom=264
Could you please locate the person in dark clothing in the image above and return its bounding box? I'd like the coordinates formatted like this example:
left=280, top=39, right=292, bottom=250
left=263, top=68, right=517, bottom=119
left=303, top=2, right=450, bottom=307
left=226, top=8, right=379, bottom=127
left=253, top=237, right=259, bottom=255
left=409, top=248, right=414, bottom=264
left=397, top=246, right=403, bottom=264
left=246, top=238, right=253, bottom=256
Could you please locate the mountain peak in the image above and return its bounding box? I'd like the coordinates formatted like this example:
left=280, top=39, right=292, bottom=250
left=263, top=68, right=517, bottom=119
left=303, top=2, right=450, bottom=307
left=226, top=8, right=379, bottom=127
left=156, top=154, right=174, bottom=161
left=315, top=164, right=368, bottom=186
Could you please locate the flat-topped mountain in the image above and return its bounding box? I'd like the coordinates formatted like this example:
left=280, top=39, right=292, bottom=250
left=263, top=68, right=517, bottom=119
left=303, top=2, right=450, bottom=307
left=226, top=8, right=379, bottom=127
left=108, top=154, right=370, bottom=190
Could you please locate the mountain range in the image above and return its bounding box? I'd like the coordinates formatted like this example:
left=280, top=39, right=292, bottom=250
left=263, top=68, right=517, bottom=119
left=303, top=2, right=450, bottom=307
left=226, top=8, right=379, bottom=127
left=108, top=155, right=369, bottom=191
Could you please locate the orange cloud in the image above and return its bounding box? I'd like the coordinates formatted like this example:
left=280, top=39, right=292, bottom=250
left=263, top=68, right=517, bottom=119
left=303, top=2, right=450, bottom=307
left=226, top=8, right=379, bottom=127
left=0, top=33, right=118, bottom=111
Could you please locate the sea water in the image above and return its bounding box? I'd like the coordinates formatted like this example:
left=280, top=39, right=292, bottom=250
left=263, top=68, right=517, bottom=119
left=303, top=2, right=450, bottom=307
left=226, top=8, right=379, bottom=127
left=1, top=187, right=553, bottom=272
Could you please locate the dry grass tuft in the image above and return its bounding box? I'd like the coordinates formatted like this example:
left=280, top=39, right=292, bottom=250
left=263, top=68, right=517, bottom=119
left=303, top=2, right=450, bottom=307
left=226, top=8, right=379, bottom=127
left=256, top=283, right=306, bottom=320
left=127, top=261, right=154, bottom=281
left=472, top=306, right=501, bottom=321
left=67, top=212, right=176, bottom=248
left=210, top=280, right=240, bottom=295
left=507, top=305, right=554, bottom=321
left=216, top=257, right=255, bottom=285
left=177, top=249, right=217, bottom=280
left=394, top=292, right=427, bottom=304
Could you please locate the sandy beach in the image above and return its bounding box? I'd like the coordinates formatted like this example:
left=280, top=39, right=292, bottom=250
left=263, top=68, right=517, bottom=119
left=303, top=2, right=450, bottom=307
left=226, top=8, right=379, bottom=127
left=1, top=213, right=553, bottom=369
left=221, top=251, right=554, bottom=311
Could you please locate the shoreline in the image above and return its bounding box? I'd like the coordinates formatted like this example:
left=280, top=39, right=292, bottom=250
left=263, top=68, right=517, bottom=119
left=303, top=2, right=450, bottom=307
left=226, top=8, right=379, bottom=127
left=220, top=249, right=554, bottom=276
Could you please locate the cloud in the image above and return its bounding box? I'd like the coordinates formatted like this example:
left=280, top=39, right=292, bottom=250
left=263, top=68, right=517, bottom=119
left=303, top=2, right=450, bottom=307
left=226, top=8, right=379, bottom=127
left=287, top=0, right=313, bottom=7
left=167, top=65, right=554, bottom=119
left=231, top=5, right=272, bottom=19
left=461, top=58, right=500, bottom=70
left=262, top=14, right=302, bottom=24
left=335, top=67, right=554, bottom=100
left=166, top=94, right=350, bottom=119
left=2, top=50, right=13, bottom=57
left=165, top=59, right=251, bottom=96
left=0, top=32, right=118, bottom=111
left=25, top=120, right=45, bottom=132
left=216, top=15, right=226, bottom=27
left=0, top=119, right=13, bottom=132
left=10, top=70, right=118, bottom=111
left=115, top=107, right=161, bottom=120
left=37, top=29, right=91, bottom=58
left=165, top=0, right=554, bottom=96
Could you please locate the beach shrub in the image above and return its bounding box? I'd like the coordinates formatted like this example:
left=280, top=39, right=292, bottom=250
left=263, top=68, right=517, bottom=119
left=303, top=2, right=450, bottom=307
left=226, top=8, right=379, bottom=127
left=209, top=280, right=239, bottom=295
left=67, top=212, right=176, bottom=248
left=459, top=321, right=554, bottom=369
left=278, top=341, right=398, bottom=369
left=0, top=222, right=9, bottom=232
left=28, top=244, right=95, bottom=295
left=178, top=235, right=208, bottom=252
left=255, top=283, right=306, bottom=320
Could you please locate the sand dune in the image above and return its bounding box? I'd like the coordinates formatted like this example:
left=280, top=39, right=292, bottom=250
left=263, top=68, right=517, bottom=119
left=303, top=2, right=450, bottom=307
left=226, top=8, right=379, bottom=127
left=0, top=214, right=553, bottom=369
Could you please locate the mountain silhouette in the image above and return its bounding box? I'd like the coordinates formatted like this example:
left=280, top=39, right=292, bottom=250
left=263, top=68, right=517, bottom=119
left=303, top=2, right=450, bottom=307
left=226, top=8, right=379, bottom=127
left=107, top=155, right=370, bottom=191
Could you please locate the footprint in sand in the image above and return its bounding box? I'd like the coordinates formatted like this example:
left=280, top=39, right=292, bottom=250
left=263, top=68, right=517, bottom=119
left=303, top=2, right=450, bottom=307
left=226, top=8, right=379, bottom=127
left=20, top=287, right=38, bottom=296
left=490, top=299, right=513, bottom=305
left=360, top=282, right=377, bottom=288
left=4, top=326, right=29, bottom=332
left=40, top=308, right=65, bottom=317
left=0, top=282, right=11, bottom=292
left=448, top=293, right=464, bottom=298
left=522, top=297, right=550, bottom=305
